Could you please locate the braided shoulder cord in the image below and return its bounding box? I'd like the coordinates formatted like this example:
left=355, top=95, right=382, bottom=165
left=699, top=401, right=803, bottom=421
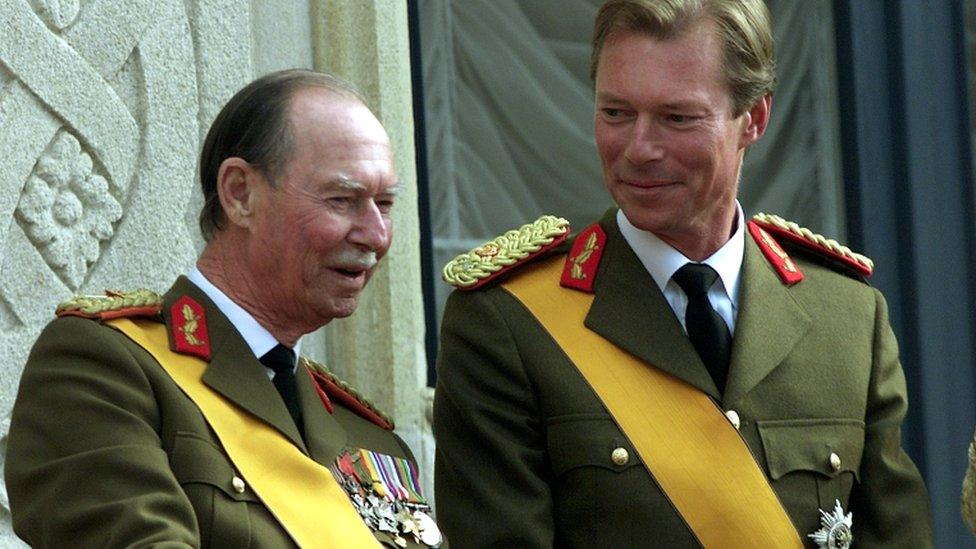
left=753, top=213, right=874, bottom=272
left=442, top=215, right=570, bottom=288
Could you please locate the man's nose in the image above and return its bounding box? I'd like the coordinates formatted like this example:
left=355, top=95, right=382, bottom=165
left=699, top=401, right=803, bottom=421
left=624, top=118, right=665, bottom=165
left=349, top=200, right=390, bottom=251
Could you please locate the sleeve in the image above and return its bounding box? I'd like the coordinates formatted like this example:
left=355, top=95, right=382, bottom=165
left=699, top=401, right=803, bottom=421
left=433, top=288, right=553, bottom=548
left=4, top=317, right=199, bottom=548
left=848, top=289, right=934, bottom=547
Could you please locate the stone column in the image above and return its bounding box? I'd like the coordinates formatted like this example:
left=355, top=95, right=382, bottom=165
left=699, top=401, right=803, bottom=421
left=311, top=0, right=434, bottom=498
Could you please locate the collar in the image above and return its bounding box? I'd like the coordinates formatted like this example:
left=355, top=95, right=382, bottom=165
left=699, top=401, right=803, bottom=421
left=616, top=202, right=745, bottom=307
left=187, top=267, right=302, bottom=360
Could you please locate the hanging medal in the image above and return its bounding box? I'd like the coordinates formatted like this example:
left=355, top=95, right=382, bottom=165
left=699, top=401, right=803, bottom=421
left=332, top=449, right=443, bottom=548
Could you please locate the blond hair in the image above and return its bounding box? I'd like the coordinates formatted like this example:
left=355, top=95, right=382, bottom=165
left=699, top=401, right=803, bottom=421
left=591, top=0, right=775, bottom=116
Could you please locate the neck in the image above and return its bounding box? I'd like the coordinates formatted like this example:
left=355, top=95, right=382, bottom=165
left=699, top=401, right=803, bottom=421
left=197, top=234, right=311, bottom=347
left=656, top=208, right=738, bottom=262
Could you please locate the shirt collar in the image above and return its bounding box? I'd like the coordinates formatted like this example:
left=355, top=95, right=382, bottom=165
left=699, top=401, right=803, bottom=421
left=616, top=202, right=745, bottom=307
left=187, top=267, right=301, bottom=359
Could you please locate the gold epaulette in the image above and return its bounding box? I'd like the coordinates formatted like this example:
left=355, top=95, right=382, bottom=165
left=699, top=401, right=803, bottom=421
left=751, top=213, right=874, bottom=278
left=442, top=215, right=571, bottom=291
left=301, top=357, right=395, bottom=430
left=56, top=289, right=163, bottom=320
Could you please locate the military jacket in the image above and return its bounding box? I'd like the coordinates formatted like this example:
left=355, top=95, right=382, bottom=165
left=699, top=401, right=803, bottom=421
left=6, top=277, right=436, bottom=548
left=433, top=210, right=932, bottom=548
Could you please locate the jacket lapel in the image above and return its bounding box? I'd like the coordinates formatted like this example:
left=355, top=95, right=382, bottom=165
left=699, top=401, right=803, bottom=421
left=723, top=237, right=812, bottom=406
left=583, top=211, right=721, bottom=400
left=296, top=365, right=348, bottom=465
left=162, top=277, right=307, bottom=451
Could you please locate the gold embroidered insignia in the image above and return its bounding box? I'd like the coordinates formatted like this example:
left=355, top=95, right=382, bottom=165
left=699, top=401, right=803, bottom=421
left=569, top=231, right=600, bottom=280
left=442, top=215, right=570, bottom=290
left=758, top=228, right=798, bottom=273
left=180, top=304, right=203, bottom=346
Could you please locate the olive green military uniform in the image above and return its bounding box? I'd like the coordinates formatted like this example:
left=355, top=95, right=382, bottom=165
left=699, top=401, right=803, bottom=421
left=6, top=277, right=433, bottom=548
left=434, top=209, right=932, bottom=548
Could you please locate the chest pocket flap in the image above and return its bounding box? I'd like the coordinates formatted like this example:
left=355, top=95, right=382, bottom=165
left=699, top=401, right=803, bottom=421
left=547, top=415, right=642, bottom=476
left=170, top=431, right=261, bottom=502
left=758, top=419, right=865, bottom=481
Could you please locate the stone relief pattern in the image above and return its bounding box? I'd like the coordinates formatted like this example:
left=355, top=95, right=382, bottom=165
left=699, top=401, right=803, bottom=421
left=0, top=0, right=214, bottom=544
left=31, top=0, right=80, bottom=31
left=16, top=131, right=123, bottom=289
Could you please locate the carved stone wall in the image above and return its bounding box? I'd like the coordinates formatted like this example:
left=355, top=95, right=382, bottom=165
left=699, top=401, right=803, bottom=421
left=0, top=1, right=436, bottom=545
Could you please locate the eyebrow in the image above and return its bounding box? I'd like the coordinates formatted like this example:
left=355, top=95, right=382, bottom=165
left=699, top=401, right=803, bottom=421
left=331, top=176, right=405, bottom=196
left=386, top=180, right=406, bottom=197
left=595, top=91, right=625, bottom=103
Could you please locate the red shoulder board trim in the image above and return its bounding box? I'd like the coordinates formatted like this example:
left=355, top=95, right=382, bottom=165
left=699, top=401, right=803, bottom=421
left=560, top=224, right=607, bottom=293
left=170, top=296, right=211, bottom=361
left=307, top=367, right=393, bottom=431
left=751, top=217, right=873, bottom=278
left=748, top=221, right=805, bottom=286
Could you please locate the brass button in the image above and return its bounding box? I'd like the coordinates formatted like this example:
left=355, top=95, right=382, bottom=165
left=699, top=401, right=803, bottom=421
left=232, top=476, right=246, bottom=494
left=611, top=447, right=629, bottom=466
left=725, top=410, right=741, bottom=430
left=829, top=452, right=842, bottom=472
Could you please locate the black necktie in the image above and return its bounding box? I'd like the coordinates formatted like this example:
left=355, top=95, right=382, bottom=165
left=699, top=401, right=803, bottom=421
left=260, top=344, right=304, bottom=436
left=672, top=263, right=732, bottom=394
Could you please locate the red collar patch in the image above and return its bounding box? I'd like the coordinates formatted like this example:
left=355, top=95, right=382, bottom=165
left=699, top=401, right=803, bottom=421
left=560, top=223, right=607, bottom=292
left=170, top=295, right=211, bottom=361
left=747, top=221, right=804, bottom=286
left=306, top=366, right=393, bottom=431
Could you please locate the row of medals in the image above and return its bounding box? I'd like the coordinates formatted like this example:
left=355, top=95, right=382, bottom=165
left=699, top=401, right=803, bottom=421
left=332, top=457, right=442, bottom=547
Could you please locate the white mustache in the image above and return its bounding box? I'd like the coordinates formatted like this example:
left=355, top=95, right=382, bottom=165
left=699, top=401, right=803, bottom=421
left=331, top=248, right=377, bottom=270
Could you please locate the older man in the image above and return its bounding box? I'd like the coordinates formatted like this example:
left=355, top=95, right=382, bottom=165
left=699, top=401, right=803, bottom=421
left=434, top=1, right=931, bottom=547
left=6, top=70, right=441, bottom=548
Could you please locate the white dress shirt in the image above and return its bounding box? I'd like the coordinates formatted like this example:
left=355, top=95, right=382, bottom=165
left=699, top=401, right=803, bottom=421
left=616, top=203, right=745, bottom=335
left=187, top=267, right=301, bottom=377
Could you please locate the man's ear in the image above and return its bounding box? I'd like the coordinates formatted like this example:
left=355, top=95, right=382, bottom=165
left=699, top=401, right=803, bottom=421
left=739, top=93, right=772, bottom=148
left=216, top=157, right=259, bottom=228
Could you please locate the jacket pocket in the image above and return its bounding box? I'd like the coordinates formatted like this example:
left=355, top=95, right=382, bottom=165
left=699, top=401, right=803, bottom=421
left=757, top=418, right=865, bottom=512
left=546, top=414, right=643, bottom=476
left=545, top=414, right=698, bottom=546
left=170, top=431, right=260, bottom=548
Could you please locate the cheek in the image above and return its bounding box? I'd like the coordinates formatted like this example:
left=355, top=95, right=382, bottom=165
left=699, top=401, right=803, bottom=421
left=594, top=125, right=623, bottom=164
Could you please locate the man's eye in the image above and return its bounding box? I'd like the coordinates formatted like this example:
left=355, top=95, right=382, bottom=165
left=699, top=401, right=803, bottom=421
left=667, top=114, right=696, bottom=124
left=602, top=108, right=624, bottom=118
left=376, top=199, right=395, bottom=214
left=328, top=197, right=353, bottom=208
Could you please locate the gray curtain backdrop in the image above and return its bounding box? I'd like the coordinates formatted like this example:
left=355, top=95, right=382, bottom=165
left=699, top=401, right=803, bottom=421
left=419, top=0, right=845, bottom=322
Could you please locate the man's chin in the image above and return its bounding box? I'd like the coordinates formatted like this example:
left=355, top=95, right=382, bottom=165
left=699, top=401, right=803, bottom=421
left=322, top=296, right=361, bottom=320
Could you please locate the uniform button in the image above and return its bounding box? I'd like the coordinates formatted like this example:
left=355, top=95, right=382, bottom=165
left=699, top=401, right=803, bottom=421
left=829, top=452, right=842, bottom=472
left=232, top=476, right=246, bottom=494
left=725, top=410, right=741, bottom=430
left=611, top=447, right=629, bottom=466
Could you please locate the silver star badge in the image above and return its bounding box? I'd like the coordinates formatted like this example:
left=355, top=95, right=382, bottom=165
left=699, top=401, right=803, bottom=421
left=809, top=499, right=853, bottom=549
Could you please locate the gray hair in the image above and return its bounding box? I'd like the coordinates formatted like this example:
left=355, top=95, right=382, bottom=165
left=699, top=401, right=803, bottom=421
left=198, top=69, right=367, bottom=240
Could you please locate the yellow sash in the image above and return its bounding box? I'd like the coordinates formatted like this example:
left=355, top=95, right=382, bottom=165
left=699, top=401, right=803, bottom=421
left=502, top=258, right=803, bottom=549
left=108, top=318, right=381, bottom=549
